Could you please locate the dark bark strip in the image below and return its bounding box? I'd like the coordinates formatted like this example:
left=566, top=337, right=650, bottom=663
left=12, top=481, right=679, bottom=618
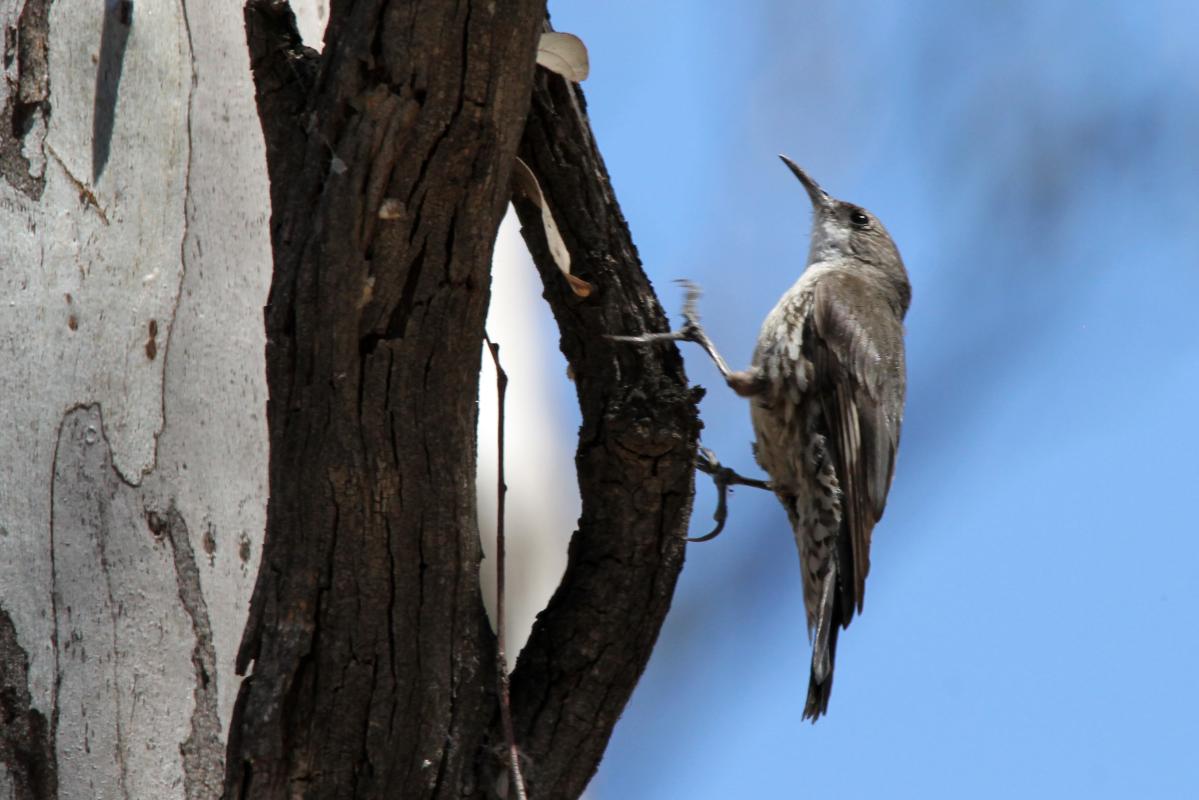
left=0, top=606, right=57, bottom=800
left=91, top=0, right=134, bottom=181
left=228, top=2, right=546, bottom=797
left=500, top=68, right=702, bottom=798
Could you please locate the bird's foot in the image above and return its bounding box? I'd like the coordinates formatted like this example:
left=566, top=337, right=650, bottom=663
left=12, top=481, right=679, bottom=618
left=688, top=446, right=772, bottom=542
left=606, top=281, right=701, bottom=347
left=608, top=280, right=740, bottom=384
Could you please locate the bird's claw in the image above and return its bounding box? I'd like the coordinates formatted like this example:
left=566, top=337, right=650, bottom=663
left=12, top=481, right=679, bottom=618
left=688, top=447, right=729, bottom=542
left=688, top=446, right=772, bottom=543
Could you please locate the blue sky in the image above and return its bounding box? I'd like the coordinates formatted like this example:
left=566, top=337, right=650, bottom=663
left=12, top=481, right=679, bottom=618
left=543, top=2, right=1199, bottom=797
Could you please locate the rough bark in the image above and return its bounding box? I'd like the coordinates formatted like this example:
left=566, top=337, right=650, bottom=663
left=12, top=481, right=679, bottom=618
left=226, top=1, right=700, bottom=800
left=229, top=2, right=702, bottom=799
left=502, top=69, right=702, bottom=797
left=226, top=1, right=546, bottom=797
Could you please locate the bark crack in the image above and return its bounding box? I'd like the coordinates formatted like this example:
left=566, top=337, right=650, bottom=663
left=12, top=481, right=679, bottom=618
left=148, top=0, right=198, bottom=486
left=44, top=142, right=109, bottom=224
left=89, top=415, right=131, bottom=800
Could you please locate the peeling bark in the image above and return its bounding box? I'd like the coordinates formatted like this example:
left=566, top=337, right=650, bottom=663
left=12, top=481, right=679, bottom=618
left=147, top=505, right=223, bottom=800
left=0, top=606, right=56, bottom=800
left=0, top=0, right=51, bottom=198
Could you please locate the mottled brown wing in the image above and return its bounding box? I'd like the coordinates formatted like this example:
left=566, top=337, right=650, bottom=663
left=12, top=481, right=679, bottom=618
left=806, top=272, right=906, bottom=614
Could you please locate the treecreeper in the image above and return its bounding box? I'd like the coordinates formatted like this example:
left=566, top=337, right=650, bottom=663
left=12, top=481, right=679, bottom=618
left=615, top=156, right=911, bottom=719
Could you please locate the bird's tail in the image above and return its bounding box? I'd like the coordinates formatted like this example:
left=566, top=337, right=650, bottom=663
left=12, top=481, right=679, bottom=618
left=803, top=564, right=842, bottom=721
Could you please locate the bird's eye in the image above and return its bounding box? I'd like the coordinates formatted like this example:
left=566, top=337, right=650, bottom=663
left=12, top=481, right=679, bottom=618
left=849, top=210, right=869, bottom=228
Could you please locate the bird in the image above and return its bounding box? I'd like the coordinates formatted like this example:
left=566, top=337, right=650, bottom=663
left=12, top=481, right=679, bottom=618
left=615, top=157, right=911, bottom=719
left=740, top=157, right=910, bottom=719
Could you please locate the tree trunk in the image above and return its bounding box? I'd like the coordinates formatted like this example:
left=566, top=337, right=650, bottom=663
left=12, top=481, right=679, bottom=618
left=502, top=63, right=704, bottom=799
left=0, top=0, right=701, bottom=797
left=225, top=0, right=549, bottom=796
left=0, top=0, right=272, bottom=797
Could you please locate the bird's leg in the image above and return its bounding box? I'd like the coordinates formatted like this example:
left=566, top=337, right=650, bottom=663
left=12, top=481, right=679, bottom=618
left=688, top=446, right=772, bottom=542
left=673, top=280, right=735, bottom=381
left=609, top=280, right=766, bottom=397
left=611, top=282, right=771, bottom=541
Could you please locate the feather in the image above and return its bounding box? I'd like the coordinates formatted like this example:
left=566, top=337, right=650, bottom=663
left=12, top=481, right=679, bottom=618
left=807, top=273, right=906, bottom=614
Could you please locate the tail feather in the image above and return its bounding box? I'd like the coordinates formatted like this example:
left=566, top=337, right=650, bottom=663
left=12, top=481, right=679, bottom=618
left=803, top=568, right=843, bottom=721
left=810, top=566, right=836, bottom=684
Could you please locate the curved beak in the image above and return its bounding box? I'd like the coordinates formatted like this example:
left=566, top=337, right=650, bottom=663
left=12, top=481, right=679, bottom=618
left=779, top=155, right=830, bottom=210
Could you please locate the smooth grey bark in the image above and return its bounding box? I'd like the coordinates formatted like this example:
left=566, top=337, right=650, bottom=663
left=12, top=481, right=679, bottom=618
left=0, top=0, right=273, bottom=797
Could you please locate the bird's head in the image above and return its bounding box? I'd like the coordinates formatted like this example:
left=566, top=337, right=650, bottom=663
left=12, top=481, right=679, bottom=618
left=779, top=155, right=907, bottom=286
